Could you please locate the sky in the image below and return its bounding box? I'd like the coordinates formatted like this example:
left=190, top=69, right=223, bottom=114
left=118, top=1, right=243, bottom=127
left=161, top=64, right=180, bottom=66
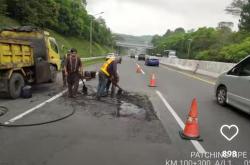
left=86, top=0, right=240, bottom=36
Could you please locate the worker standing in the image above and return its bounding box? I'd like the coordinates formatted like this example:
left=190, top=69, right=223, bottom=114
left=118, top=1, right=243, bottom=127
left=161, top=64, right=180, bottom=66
left=61, top=50, right=71, bottom=87
left=64, top=48, right=83, bottom=98
left=97, top=57, right=122, bottom=100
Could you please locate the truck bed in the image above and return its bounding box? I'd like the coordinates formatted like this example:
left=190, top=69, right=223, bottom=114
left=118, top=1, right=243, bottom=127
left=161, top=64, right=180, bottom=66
left=0, top=39, right=34, bottom=70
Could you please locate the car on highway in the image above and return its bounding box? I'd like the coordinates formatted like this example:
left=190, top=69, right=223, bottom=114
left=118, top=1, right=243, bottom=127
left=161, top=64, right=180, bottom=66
left=156, top=53, right=163, bottom=57
left=168, top=55, right=178, bottom=58
left=145, top=56, right=160, bottom=66
left=106, top=53, right=116, bottom=60
left=215, top=55, right=250, bottom=113
left=138, top=54, right=146, bottom=61
left=168, top=51, right=178, bottom=58
left=130, top=54, right=135, bottom=58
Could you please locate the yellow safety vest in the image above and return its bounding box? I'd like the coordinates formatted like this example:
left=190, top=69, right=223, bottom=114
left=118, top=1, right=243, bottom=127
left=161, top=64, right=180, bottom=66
left=100, top=58, right=114, bottom=77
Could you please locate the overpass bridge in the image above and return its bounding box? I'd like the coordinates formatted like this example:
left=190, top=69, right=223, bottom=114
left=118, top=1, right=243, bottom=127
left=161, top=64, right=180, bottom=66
left=116, top=42, right=154, bottom=49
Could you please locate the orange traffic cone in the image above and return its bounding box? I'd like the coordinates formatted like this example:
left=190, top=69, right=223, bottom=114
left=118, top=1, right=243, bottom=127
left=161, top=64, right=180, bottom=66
left=179, top=98, right=202, bottom=141
left=149, top=74, right=156, bottom=87
left=136, top=65, right=141, bottom=73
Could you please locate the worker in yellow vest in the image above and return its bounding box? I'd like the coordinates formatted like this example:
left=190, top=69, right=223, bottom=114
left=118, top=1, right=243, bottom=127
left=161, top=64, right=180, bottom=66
left=97, top=57, right=122, bottom=100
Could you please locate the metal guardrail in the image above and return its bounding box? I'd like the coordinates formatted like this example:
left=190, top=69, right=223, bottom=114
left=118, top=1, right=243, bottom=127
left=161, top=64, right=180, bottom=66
left=80, top=56, right=106, bottom=61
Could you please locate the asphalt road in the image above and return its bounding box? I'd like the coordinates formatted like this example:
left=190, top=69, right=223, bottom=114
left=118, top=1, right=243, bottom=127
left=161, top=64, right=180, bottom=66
left=0, top=56, right=250, bottom=165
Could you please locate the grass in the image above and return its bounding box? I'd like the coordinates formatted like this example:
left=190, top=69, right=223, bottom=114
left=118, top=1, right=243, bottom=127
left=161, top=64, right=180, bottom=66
left=0, top=15, right=112, bottom=58
left=49, top=30, right=111, bottom=58
left=83, top=58, right=105, bottom=66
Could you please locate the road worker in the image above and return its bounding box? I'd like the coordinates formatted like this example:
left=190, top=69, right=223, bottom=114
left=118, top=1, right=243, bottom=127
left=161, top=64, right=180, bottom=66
left=64, top=48, right=83, bottom=98
left=61, top=50, right=71, bottom=87
left=105, top=71, right=119, bottom=97
left=97, top=57, right=122, bottom=99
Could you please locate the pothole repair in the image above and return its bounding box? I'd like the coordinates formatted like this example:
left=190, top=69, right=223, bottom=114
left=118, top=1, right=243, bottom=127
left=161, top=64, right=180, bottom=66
left=68, top=86, right=157, bottom=122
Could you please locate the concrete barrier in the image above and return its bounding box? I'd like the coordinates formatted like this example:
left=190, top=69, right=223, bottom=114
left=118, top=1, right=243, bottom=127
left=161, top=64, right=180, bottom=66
left=160, top=57, right=236, bottom=78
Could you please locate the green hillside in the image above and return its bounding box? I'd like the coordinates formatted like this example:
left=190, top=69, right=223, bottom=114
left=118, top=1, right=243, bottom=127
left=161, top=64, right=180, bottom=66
left=0, top=15, right=111, bottom=58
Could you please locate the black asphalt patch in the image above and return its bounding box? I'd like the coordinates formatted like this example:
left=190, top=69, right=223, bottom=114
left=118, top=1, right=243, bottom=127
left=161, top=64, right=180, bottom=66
left=70, top=86, right=157, bottom=121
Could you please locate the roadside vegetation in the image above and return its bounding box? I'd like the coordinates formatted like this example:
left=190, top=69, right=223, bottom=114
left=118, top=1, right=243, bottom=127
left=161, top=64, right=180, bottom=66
left=152, top=0, right=250, bottom=63
left=83, top=58, right=105, bottom=66
left=0, top=0, right=113, bottom=57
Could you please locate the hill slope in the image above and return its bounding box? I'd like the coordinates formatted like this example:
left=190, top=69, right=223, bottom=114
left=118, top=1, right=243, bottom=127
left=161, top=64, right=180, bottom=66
left=0, top=15, right=111, bottom=57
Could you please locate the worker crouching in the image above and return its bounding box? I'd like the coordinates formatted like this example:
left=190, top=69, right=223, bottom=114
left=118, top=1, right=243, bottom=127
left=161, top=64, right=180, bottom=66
left=97, top=57, right=122, bottom=100
left=64, top=48, right=83, bottom=98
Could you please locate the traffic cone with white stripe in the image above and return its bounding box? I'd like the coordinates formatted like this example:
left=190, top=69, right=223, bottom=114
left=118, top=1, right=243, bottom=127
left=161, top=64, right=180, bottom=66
left=149, top=73, right=156, bottom=87
left=179, top=98, right=202, bottom=141
left=136, top=65, right=142, bottom=73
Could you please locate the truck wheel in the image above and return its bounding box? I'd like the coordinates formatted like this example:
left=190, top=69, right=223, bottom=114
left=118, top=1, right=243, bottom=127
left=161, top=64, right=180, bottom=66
left=49, top=65, right=57, bottom=83
left=8, top=73, right=25, bottom=99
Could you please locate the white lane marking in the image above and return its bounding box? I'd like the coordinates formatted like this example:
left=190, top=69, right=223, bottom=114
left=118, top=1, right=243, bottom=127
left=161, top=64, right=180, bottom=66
left=5, top=89, right=67, bottom=124
left=136, top=63, right=145, bottom=75
left=5, top=81, right=84, bottom=124
left=156, top=90, right=206, bottom=154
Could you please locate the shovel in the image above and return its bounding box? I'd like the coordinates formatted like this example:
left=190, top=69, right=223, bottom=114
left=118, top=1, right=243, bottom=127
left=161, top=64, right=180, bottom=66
left=79, top=74, right=88, bottom=95
left=110, top=80, right=125, bottom=95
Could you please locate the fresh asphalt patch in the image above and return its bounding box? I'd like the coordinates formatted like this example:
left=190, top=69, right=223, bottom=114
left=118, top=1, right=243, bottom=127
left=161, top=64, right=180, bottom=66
left=68, top=85, right=171, bottom=144
left=72, top=86, right=157, bottom=121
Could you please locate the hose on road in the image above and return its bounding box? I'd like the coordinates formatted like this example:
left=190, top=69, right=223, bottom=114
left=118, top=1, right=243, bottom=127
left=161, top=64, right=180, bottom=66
left=0, top=105, right=76, bottom=127
left=0, top=106, right=8, bottom=117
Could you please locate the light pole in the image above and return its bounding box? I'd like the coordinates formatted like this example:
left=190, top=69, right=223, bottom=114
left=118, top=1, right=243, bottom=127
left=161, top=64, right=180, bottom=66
left=187, top=39, right=193, bottom=59
left=90, top=12, right=104, bottom=56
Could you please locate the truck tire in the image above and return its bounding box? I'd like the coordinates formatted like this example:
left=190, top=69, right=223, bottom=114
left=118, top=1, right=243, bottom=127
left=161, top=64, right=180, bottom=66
left=49, top=65, right=57, bottom=83
left=8, top=73, right=25, bottom=99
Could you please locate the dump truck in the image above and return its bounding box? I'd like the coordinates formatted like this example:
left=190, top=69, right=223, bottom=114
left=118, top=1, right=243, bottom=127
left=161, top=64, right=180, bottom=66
left=0, top=26, right=61, bottom=98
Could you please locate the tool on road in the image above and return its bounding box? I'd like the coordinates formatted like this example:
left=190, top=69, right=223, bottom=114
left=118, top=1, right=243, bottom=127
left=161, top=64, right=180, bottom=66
left=179, top=98, right=202, bottom=141
left=78, top=71, right=97, bottom=95
left=110, top=80, right=125, bottom=95
left=149, top=73, right=156, bottom=87
left=80, top=78, right=88, bottom=95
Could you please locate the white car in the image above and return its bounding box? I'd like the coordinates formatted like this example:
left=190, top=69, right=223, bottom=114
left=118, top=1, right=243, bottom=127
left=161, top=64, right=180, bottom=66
left=215, top=55, right=250, bottom=113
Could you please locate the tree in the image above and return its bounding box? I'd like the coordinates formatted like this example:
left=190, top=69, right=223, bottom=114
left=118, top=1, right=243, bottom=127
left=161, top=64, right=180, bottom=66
left=6, top=0, right=59, bottom=28
left=174, top=27, right=185, bottom=33
left=163, top=29, right=172, bottom=37
left=225, top=0, right=247, bottom=16
left=239, top=0, right=250, bottom=32
left=0, top=0, right=7, bottom=15
left=2, top=0, right=113, bottom=46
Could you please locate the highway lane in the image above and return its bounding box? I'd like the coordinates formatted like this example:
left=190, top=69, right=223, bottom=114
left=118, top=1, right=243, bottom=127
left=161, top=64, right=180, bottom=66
left=134, top=57, right=250, bottom=161
left=0, top=60, right=174, bottom=165
left=0, top=56, right=249, bottom=164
